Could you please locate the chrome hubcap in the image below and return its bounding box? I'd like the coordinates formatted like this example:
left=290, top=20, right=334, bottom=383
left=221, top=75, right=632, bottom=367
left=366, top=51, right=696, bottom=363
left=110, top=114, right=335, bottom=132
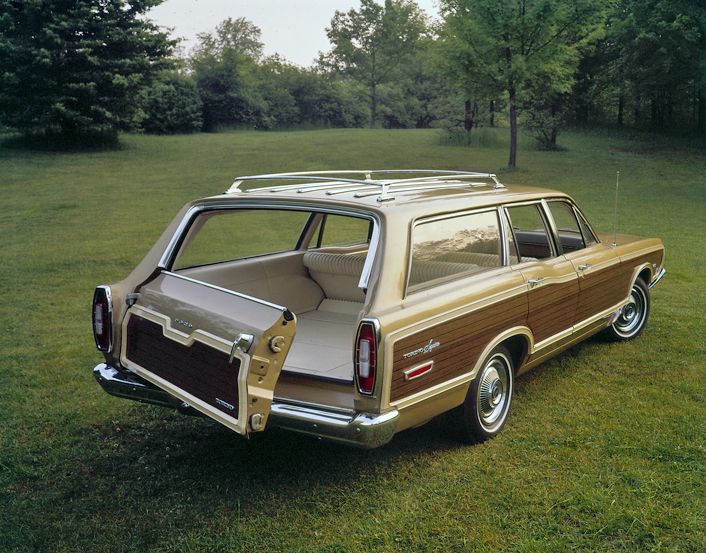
left=614, top=285, right=646, bottom=337
left=477, top=354, right=512, bottom=432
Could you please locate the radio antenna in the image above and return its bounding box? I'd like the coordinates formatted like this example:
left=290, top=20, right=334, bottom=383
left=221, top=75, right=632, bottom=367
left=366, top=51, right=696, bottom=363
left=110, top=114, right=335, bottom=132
left=612, top=171, right=620, bottom=247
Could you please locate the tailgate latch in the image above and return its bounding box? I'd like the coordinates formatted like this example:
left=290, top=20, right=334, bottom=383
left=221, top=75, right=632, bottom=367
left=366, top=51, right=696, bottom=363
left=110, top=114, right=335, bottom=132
left=229, top=333, right=254, bottom=362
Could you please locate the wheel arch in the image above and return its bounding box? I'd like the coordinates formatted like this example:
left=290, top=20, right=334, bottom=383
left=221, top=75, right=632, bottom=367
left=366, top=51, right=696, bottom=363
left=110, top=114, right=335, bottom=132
left=471, top=326, right=534, bottom=378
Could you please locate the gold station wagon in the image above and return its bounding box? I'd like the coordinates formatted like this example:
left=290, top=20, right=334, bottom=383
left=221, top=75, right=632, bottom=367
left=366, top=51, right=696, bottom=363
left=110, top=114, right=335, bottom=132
left=92, top=170, right=666, bottom=448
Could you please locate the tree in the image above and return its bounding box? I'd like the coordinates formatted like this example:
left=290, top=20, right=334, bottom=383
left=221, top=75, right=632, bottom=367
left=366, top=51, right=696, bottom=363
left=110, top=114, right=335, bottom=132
left=0, top=0, right=174, bottom=146
left=441, top=0, right=607, bottom=167
left=190, top=19, right=264, bottom=130
left=136, top=72, right=203, bottom=134
left=191, top=17, right=264, bottom=61
left=611, top=0, right=703, bottom=130
left=321, top=0, right=428, bottom=127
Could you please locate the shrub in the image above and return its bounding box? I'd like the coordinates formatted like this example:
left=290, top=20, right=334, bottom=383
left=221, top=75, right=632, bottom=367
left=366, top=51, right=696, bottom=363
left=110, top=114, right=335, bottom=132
left=137, top=73, right=203, bottom=134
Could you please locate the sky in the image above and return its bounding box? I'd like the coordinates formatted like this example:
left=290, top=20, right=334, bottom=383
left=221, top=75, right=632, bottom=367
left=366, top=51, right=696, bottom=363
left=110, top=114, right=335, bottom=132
left=149, top=0, right=440, bottom=67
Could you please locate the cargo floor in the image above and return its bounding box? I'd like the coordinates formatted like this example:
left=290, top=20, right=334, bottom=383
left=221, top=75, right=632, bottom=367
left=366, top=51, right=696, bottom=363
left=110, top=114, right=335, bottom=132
left=282, top=300, right=360, bottom=383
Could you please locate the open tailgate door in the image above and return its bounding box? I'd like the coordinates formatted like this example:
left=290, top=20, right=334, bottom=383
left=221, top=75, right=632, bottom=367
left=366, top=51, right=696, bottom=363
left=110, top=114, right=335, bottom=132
left=120, top=271, right=296, bottom=435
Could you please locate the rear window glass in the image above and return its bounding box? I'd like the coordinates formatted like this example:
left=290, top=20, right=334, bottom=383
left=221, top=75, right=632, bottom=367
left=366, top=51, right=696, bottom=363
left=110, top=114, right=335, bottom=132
left=173, top=209, right=309, bottom=269
left=409, top=210, right=501, bottom=292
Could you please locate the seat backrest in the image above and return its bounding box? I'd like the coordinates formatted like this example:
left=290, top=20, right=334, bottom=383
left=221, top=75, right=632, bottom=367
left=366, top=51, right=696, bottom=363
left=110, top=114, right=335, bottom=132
left=302, top=252, right=366, bottom=302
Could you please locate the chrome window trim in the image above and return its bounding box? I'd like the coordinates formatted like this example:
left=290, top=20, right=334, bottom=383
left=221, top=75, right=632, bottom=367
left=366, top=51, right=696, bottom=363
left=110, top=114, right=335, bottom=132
left=540, top=199, right=562, bottom=255
left=544, top=198, right=591, bottom=252
left=497, top=205, right=508, bottom=266
left=573, top=205, right=600, bottom=244
left=405, top=207, right=504, bottom=296
left=503, top=199, right=558, bottom=261
left=158, top=201, right=381, bottom=292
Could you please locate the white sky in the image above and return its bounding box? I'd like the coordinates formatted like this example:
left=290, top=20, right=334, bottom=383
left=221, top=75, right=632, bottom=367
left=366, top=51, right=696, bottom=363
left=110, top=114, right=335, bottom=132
left=149, top=0, right=440, bottom=66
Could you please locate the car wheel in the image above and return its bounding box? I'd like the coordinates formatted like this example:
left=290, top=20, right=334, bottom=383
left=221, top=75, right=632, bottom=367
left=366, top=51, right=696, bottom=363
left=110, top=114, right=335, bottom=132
left=459, top=345, right=514, bottom=443
left=605, top=277, right=650, bottom=341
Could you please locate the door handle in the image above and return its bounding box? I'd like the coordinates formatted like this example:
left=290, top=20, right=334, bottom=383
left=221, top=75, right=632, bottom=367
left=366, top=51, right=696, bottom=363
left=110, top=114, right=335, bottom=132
left=577, top=263, right=592, bottom=271
left=528, top=277, right=545, bottom=287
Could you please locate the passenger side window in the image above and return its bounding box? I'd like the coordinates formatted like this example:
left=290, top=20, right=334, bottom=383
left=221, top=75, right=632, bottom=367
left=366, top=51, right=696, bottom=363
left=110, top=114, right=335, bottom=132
left=547, top=201, right=586, bottom=253
left=505, top=204, right=554, bottom=260
left=409, top=210, right=501, bottom=292
left=314, top=214, right=370, bottom=248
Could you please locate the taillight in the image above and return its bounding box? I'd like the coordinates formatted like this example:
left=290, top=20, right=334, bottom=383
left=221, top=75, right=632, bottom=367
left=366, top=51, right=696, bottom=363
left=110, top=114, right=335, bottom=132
left=92, top=285, right=113, bottom=352
left=355, top=321, right=377, bottom=395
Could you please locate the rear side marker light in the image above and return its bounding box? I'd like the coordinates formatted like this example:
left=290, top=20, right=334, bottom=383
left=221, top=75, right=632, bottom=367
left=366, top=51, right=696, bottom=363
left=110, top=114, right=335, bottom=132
left=403, top=361, right=434, bottom=382
left=355, top=321, right=377, bottom=395
left=92, top=285, right=113, bottom=352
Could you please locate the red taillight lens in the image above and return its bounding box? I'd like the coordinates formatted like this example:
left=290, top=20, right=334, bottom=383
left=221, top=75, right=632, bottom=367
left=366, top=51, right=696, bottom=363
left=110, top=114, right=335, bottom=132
left=92, top=286, right=112, bottom=352
left=355, top=321, right=377, bottom=395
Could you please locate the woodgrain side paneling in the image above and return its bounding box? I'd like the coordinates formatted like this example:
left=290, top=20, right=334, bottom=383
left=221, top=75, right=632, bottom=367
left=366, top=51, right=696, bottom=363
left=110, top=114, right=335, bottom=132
left=527, top=279, right=579, bottom=343
left=390, top=293, right=527, bottom=402
left=126, top=314, right=240, bottom=416
left=576, top=251, right=662, bottom=321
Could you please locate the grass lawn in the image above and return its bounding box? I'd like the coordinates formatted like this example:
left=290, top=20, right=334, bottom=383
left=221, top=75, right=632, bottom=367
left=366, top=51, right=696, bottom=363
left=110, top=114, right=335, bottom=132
left=0, top=128, right=704, bottom=552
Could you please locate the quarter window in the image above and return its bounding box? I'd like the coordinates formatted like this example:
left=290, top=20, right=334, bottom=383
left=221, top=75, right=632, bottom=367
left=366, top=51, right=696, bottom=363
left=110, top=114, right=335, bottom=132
left=409, top=210, right=501, bottom=291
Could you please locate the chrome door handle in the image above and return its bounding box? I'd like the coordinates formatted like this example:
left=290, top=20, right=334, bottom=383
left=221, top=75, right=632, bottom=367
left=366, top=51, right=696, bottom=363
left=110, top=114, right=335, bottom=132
left=577, top=263, right=592, bottom=271
left=528, top=277, right=545, bottom=287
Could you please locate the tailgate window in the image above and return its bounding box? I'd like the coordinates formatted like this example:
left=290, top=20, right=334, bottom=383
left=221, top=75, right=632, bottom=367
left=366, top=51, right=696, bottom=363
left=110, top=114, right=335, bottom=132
left=173, top=209, right=310, bottom=270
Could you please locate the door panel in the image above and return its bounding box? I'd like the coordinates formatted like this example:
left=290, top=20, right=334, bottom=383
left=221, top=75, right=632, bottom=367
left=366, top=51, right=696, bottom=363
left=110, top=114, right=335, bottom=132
left=517, top=257, right=580, bottom=344
left=120, top=271, right=296, bottom=435
left=564, top=245, right=623, bottom=323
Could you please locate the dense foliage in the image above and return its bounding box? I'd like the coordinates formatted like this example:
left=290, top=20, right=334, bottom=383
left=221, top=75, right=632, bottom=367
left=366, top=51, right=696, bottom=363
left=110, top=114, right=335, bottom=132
left=0, top=0, right=703, bottom=154
left=0, top=0, right=174, bottom=146
left=136, top=72, right=203, bottom=134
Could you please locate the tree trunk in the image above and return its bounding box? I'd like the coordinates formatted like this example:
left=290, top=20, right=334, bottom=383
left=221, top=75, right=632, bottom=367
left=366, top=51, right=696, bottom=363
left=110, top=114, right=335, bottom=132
left=489, top=100, right=495, bottom=127
left=464, top=99, right=473, bottom=132
left=508, top=86, right=517, bottom=168
left=617, top=93, right=624, bottom=126
left=699, top=87, right=705, bottom=134
left=634, top=93, right=641, bottom=125
left=472, top=101, right=479, bottom=128
left=550, top=98, right=559, bottom=146
left=370, top=50, right=377, bottom=128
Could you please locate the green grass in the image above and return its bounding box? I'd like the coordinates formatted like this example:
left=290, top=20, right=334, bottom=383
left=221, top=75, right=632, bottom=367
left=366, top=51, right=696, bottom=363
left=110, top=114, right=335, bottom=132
left=0, top=128, right=704, bottom=552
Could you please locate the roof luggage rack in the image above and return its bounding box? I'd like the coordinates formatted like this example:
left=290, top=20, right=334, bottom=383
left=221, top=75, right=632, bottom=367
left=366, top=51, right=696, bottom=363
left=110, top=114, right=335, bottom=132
left=225, top=169, right=504, bottom=202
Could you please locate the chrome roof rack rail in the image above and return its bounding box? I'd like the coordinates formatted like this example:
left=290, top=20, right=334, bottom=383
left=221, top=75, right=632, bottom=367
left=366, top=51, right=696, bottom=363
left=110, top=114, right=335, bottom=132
left=226, top=169, right=504, bottom=201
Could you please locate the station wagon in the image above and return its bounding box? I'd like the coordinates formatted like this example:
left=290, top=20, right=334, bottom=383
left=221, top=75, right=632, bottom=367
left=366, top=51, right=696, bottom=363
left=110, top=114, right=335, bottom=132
left=92, top=170, right=665, bottom=447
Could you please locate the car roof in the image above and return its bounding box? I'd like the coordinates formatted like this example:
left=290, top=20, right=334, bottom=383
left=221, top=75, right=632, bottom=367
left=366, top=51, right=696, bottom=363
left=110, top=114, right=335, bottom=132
left=203, top=171, right=571, bottom=220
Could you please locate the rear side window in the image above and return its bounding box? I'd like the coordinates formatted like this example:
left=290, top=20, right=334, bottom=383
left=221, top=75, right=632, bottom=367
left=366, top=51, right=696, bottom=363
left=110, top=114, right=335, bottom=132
left=173, top=209, right=310, bottom=269
left=313, top=214, right=371, bottom=248
left=409, top=210, right=501, bottom=292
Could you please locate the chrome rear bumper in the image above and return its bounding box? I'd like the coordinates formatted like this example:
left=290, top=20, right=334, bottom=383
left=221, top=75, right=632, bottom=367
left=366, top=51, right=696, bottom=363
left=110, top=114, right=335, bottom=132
left=93, top=363, right=398, bottom=449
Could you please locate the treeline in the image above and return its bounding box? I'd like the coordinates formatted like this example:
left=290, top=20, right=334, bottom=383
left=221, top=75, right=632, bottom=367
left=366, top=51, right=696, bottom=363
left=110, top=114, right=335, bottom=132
left=0, top=0, right=704, bottom=164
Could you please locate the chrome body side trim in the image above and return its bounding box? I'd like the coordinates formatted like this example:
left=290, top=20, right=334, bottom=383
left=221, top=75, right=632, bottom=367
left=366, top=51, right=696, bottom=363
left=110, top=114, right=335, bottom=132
left=93, top=363, right=398, bottom=449
left=649, top=267, right=666, bottom=288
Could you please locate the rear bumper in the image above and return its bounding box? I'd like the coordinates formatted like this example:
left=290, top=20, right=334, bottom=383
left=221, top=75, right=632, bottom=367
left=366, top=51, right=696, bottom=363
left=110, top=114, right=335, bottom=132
left=93, top=363, right=398, bottom=449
